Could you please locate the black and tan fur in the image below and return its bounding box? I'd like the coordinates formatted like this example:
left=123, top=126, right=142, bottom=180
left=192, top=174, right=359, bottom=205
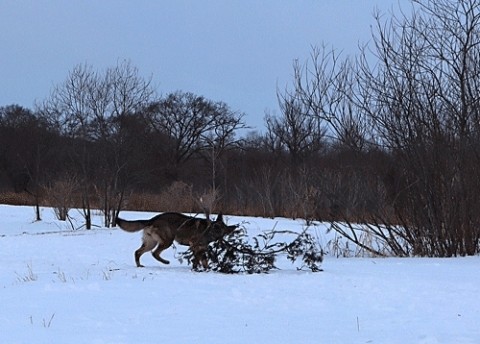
left=116, top=212, right=236, bottom=269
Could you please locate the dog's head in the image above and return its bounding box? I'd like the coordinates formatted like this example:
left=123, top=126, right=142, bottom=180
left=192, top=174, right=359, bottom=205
left=210, top=213, right=238, bottom=238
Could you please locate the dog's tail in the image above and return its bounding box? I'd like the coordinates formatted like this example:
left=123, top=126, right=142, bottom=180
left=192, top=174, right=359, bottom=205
left=115, top=217, right=151, bottom=232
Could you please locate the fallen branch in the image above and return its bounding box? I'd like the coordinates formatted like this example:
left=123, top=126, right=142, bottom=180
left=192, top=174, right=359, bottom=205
left=178, top=224, right=324, bottom=274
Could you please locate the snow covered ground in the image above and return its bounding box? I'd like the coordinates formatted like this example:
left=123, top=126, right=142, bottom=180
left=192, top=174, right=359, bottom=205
left=0, top=204, right=479, bottom=343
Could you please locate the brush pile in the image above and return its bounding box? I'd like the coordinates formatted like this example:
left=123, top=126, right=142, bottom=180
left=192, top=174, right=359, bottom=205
left=178, top=224, right=324, bottom=274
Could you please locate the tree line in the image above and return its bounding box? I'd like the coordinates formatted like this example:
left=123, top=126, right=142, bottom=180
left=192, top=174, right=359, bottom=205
left=1, top=0, right=479, bottom=256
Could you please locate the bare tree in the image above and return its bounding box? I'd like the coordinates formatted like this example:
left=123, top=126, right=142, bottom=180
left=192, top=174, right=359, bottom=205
left=264, top=90, right=325, bottom=168
left=146, top=91, right=246, bottom=187
left=38, top=61, right=155, bottom=228
left=96, top=61, right=155, bottom=227
left=38, top=64, right=97, bottom=228
left=288, top=46, right=368, bottom=150
left=353, top=0, right=480, bottom=256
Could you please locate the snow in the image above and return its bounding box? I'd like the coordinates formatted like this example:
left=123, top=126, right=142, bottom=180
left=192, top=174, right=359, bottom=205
left=1, top=204, right=479, bottom=343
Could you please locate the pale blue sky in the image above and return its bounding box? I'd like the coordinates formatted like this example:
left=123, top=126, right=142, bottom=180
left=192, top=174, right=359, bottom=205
left=0, top=0, right=403, bottom=131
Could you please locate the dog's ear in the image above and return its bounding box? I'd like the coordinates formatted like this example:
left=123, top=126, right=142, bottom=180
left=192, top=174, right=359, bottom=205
left=216, top=213, right=223, bottom=222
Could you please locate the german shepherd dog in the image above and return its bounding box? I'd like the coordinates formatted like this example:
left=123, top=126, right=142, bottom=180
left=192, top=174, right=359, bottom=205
left=116, top=212, right=236, bottom=269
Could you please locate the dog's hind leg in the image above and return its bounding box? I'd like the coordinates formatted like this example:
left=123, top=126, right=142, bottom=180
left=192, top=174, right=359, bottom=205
left=135, top=233, right=157, bottom=268
left=151, top=240, right=172, bottom=265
